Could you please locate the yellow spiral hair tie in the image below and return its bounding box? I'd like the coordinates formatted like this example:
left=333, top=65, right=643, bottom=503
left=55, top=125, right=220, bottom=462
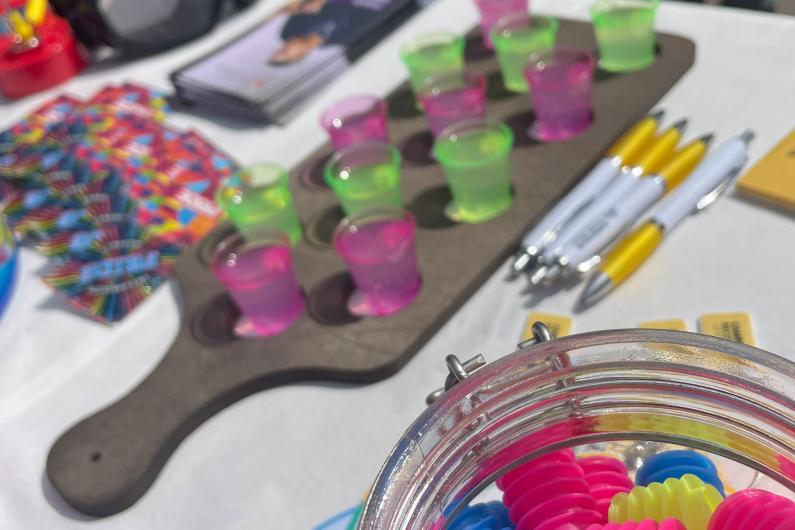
left=608, top=474, right=723, bottom=530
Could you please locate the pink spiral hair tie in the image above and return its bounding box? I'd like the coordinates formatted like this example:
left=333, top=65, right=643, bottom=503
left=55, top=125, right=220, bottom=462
left=578, top=456, right=633, bottom=519
left=583, top=519, right=686, bottom=530
left=500, top=457, right=601, bottom=530
left=708, top=489, right=795, bottom=530
left=497, top=449, right=576, bottom=491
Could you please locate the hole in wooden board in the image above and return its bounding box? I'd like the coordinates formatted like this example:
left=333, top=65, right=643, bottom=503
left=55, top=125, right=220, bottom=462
left=387, top=87, right=422, bottom=120
left=298, top=153, right=332, bottom=190
left=400, top=130, right=435, bottom=166
left=486, top=70, right=516, bottom=101
left=191, top=294, right=241, bottom=345
left=90, top=452, right=102, bottom=463
left=304, top=205, right=345, bottom=248
left=308, top=272, right=362, bottom=326
left=504, top=110, right=543, bottom=148
left=408, top=185, right=457, bottom=230
left=464, top=33, right=493, bottom=62
left=197, top=224, right=238, bottom=267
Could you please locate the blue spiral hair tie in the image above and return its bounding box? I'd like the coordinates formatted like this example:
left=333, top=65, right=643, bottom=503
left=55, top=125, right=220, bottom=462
left=635, top=450, right=724, bottom=496
left=448, top=501, right=515, bottom=530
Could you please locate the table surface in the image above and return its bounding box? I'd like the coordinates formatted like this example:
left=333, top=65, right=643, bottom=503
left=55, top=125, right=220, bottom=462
left=1, top=0, right=794, bottom=528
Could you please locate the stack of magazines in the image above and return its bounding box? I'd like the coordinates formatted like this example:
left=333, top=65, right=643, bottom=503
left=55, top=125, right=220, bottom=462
left=171, top=0, right=421, bottom=123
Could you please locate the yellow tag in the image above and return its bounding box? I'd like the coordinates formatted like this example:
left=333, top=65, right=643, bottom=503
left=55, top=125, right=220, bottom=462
left=523, top=312, right=572, bottom=340
left=699, top=312, right=756, bottom=346
left=738, top=128, right=795, bottom=213
left=639, top=319, right=687, bottom=331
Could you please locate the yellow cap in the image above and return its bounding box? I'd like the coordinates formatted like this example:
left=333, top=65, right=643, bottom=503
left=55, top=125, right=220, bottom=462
left=657, top=136, right=710, bottom=191
left=24, top=0, right=48, bottom=27
left=602, top=222, right=664, bottom=285
left=607, top=116, right=660, bottom=165
left=633, top=124, right=684, bottom=175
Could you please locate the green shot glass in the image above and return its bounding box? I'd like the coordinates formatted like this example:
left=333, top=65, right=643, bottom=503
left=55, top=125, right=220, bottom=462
left=432, top=119, right=515, bottom=223
left=591, top=0, right=659, bottom=72
left=400, top=32, right=465, bottom=99
left=324, top=142, right=403, bottom=216
left=216, top=163, right=303, bottom=245
left=491, top=14, right=559, bottom=93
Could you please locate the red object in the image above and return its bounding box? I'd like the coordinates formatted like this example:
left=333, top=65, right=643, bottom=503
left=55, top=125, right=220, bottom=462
left=0, top=11, right=87, bottom=99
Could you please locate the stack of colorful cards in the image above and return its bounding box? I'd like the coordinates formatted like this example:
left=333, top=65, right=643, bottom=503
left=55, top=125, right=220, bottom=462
left=0, top=83, right=238, bottom=324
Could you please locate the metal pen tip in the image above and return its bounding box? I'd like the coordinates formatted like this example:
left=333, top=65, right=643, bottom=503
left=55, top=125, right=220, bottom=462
left=527, top=265, right=549, bottom=287
left=648, top=109, right=665, bottom=121
left=509, top=251, right=534, bottom=280
left=670, top=118, right=689, bottom=133
left=577, top=272, right=614, bottom=309
left=699, top=133, right=715, bottom=146
left=740, top=130, right=755, bottom=145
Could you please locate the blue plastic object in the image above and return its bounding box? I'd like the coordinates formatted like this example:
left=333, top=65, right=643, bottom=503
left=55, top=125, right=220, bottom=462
left=635, top=449, right=725, bottom=496
left=0, top=215, right=16, bottom=318
left=448, top=501, right=515, bottom=530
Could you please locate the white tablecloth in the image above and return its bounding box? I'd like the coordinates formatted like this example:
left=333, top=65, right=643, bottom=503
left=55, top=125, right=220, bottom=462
left=1, top=1, right=794, bottom=528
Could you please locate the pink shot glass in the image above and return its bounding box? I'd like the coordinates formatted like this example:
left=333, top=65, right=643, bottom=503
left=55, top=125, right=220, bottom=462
left=524, top=48, right=596, bottom=142
left=419, top=71, right=487, bottom=138
left=474, top=0, right=530, bottom=49
left=333, top=206, right=421, bottom=317
left=211, top=230, right=305, bottom=337
left=320, top=95, right=389, bottom=151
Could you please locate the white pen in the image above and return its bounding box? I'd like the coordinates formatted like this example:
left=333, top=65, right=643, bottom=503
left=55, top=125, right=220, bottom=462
left=578, top=130, right=754, bottom=308
left=528, top=119, right=689, bottom=286
left=508, top=110, right=665, bottom=279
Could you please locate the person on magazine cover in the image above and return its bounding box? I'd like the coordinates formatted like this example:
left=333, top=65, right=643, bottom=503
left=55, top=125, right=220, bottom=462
left=269, top=0, right=374, bottom=65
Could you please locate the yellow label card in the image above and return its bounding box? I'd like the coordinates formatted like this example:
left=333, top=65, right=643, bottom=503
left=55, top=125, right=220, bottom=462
left=523, top=312, right=572, bottom=340
left=639, top=319, right=688, bottom=331
left=699, top=312, right=756, bottom=346
left=737, top=128, right=795, bottom=212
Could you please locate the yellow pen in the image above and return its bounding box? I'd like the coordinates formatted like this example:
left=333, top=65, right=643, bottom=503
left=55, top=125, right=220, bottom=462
left=509, top=110, right=666, bottom=278
left=630, top=117, right=688, bottom=175
left=24, top=0, right=48, bottom=27
left=8, top=10, right=34, bottom=41
left=529, top=119, right=689, bottom=285
left=608, top=110, right=666, bottom=165
left=578, top=131, right=753, bottom=308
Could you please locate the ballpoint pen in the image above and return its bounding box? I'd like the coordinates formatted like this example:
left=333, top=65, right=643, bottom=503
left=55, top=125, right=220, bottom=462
left=578, top=130, right=754, bottom=308
left=529, top=118, right=690, bottom=286
left=507, top=110, right=665, bottom=279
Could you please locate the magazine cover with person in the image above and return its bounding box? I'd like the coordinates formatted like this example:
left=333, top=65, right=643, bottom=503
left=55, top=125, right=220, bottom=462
left=172, top=0, right=420, bottom=122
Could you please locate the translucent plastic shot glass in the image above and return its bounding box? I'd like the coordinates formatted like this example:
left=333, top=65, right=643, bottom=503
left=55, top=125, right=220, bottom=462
left=592, top=0, right=659, bottom=72
left=473, top=0, right=529, bottom=49
left=490, top=13, right=559, bottom=92
left=400, top=32, right=465, bottom=98
left=211, top=231, right=305, bottom=337
left=432, top=119, right=515, bottom=223
left=320, top=95, right=389, bottom=151
left=324, top=142, right=403, bottom=216
left=215, top=163, right=303, bottom=245
left=333, top=206, right=421, bottom=317
left=524, top=48, right=595, bottom=142
left=418, top=71, right=487, bottom=137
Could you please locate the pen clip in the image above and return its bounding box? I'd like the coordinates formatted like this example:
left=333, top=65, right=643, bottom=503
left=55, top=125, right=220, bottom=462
left=694, top=165, right=743, bottom=212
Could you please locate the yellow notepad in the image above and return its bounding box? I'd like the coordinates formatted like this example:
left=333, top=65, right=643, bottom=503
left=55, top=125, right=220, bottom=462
left=737, top=128, right=795, bottom=211
left=699, top=312, right=756, bottom=346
